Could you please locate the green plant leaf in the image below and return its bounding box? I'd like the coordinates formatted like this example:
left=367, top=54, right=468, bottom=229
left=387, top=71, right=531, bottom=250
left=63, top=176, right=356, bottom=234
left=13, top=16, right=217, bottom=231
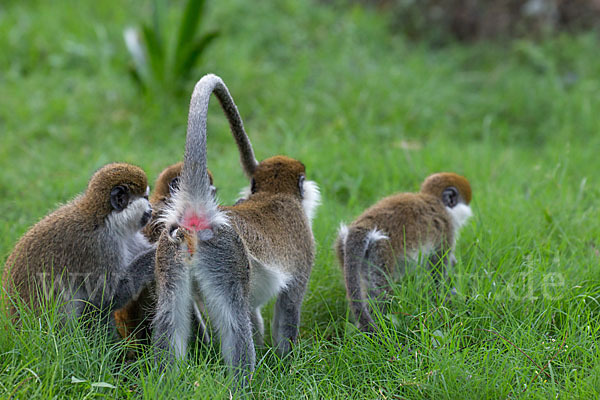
left=141, top=22, right=165, bottom=85
left=175, top=30, right=219, bottom=81
left=175, top=0, right=206, bottom=61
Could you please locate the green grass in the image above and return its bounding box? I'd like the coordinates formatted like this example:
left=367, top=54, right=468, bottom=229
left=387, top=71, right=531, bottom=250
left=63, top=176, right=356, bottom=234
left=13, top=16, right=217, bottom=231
left=2, top=0, right=600, bottom=398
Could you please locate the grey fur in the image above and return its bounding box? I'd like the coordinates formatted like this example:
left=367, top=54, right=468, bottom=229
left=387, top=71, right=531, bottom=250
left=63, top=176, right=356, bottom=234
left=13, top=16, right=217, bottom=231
left=152, top=75, right=318, bottom=390
left=182, top=74, right=257, bottom=204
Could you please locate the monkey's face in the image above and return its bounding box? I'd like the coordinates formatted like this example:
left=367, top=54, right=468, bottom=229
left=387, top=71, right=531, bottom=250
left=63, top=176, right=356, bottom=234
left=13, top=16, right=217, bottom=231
left=109, top=184, right=153, bottom=231
left=84, top=163, right=152, bottom=234
left=250, top=156, right=307, bottom=198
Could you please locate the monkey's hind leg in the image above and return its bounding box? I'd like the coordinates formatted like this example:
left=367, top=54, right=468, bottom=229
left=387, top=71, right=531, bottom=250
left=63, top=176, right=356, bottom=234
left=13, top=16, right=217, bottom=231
left=152, top=267, right=193, bottom=365
left=200, top=276, right=255, bottom=385
left=364, top=236, right=394, bottom=320
left=195, top=229, right=255, bottom=386
left=343, top=228, right=376, bottom=333
left=271, top=275, right=308, bottom=356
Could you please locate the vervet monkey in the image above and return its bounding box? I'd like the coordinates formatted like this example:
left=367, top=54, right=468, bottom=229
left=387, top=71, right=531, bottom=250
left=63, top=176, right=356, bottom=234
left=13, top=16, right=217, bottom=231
left=151, top=74, right=320, bottom=388
left=3, top=163, right=155, bottom=326
left=336, top=173, right=472, bottom=332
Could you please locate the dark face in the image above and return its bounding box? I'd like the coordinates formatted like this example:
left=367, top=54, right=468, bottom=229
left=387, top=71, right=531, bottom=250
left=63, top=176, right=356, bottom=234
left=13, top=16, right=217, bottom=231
left=110, top=184, right=152, bottom=228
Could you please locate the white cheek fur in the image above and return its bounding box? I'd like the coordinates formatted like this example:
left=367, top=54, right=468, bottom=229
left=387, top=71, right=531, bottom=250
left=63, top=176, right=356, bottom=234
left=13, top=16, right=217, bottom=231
left=302, top=180, right=321, bottom=225
left=447, top=203, right=473, bottom=233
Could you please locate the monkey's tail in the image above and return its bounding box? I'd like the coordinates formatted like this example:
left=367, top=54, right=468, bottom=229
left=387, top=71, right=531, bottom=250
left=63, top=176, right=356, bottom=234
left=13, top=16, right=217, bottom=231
left=340, top=225, right=376, bottom=331
left=186, top=74, right=257, bottom=181
left=168, top=74, right=258, bottom=237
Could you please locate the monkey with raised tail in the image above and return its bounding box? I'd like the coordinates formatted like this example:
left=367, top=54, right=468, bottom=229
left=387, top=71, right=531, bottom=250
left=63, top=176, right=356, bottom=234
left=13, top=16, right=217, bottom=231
left=336, top=172, right=472, bottom=332
left=114, top=162, right=215, bottom=348
left=151, top=74, right=320, bottom=388
left=113, top=67, right=256, bottom=348
left=2, top=163, right=156, bottom=326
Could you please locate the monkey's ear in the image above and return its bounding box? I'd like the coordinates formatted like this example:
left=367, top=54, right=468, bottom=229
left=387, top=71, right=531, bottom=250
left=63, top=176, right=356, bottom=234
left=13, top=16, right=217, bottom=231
left=110, top=185, right=130, bottom=211
left=298, top=175, right=305, bottom=198
left=250, top=178, right=257, bottom=194
left=442, top=187, right=459, bottom=208
left=169, top=177, right=180, bottom=195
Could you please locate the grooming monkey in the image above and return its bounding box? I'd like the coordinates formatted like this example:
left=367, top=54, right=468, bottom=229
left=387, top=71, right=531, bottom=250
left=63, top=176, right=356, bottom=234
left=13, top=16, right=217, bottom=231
left=336, top=173, right=472, bottom=332
left=114, top=162, right=214, bottom=346
left=2, top=163, right=155, bottom=325
left=151, top=74, right=320, bottom=385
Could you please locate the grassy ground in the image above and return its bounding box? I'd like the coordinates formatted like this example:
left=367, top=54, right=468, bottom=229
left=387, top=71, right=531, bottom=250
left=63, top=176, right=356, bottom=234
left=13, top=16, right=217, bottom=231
left=2, top=0, right=600, bottom=398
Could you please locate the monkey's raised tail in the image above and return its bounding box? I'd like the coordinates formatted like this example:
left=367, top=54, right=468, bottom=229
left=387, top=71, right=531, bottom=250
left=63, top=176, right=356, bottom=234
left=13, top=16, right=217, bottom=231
left=174, top=74, right=258, bottom=236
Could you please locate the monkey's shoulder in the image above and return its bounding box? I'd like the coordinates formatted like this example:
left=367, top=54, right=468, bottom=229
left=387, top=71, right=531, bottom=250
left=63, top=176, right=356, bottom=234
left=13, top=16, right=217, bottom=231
left=351, top=192, right=450, bottom=232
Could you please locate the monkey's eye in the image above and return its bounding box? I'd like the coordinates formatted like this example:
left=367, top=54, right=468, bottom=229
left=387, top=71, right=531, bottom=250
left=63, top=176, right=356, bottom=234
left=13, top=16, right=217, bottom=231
left=298, top=175, right=305, bottom=198
left=110, top=185, right=130, bottom=211
left=442, top=187, right=459, bottom=208
left=169, top=177, right=180, bottom=195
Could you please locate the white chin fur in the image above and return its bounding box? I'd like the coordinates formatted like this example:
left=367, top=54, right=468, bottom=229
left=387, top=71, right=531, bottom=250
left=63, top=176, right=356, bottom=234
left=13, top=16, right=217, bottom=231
left=106, top=197, right=150, bottom=236
left=302, top=180, right=321, bottom=224
left=447, top=203, right=473, bottom=231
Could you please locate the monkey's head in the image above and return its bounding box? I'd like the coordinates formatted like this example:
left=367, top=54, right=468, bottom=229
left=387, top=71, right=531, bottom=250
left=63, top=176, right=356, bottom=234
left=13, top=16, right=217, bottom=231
left=250, top=156, right=306, bottom=198
left=249, top=155, right=321, bottom=223
left=420, top=172, right=472, bottom=208
left=151, top=162, right=215, bottom=204
left=81, top=163, right=152, bottom=233
left=421, top=172, right=472, bottom=229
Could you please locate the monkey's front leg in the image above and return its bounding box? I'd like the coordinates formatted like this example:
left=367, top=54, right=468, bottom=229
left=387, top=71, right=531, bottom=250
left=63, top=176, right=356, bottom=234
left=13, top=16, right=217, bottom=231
left=109, top=247, right=157, bottom=312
